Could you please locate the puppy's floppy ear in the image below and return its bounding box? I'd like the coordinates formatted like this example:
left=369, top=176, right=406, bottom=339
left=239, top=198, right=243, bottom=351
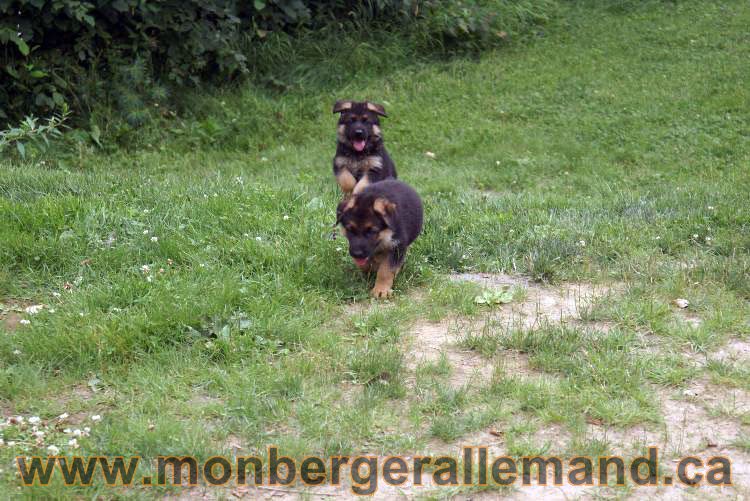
left=335, top=196, right=356, bottom=225
left=333, top=100, right=353, bottom=114
left=373, top=197, right=397, bottom=226
left=366, top=102, right=387, bottom=117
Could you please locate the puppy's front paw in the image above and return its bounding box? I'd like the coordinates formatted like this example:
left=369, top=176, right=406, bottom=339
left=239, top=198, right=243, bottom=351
left=371, top=285, right=393, bottom=299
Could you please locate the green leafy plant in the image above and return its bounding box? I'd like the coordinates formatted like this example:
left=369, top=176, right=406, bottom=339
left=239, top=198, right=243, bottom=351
left=0, top=105, right=70, bottom=159
left=474, top=287, right=514, bottom=305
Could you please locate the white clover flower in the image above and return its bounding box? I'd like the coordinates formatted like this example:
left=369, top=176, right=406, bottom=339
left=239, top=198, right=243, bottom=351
left=7, top=441, right=15, bottom=447
left=707, top=206, right=715, bottom=210
left=63, top=428, right=71, bottom=434
left=48, top=308, right=56, bottom=314
left=51, top=292, right=61, bottom=298
left=68, top=438, right=79, bottom=449
left=19, top=319, right=30, bottom=325
left=145, top=275, right=153, bottom=283
left=335, top=247, right=342, bottom=252
left=692, top=234, right=699, bottom=239
left=255, top=236, right=262, bottom=241
left=28, top=417, right=41, bottom=425
left=150, top=236, right=158, bottom=243
left=578, top=240, right=586, bottom=247
left=91, top=415, right=101, bottom=422
left=72, top=429, right=82, bottom=437
left=12, top=350, right=21, bottom=356
left=283, top=215, right=290, bottom=221
left=141, top=265, right=150, bottom=273
left=58, top=413, right=69, bottom=420
left=47, top=445, right=60, bottom=455
left=143, top=229, right=149, bottom=235
left=83, top=427, right=90, bottom=434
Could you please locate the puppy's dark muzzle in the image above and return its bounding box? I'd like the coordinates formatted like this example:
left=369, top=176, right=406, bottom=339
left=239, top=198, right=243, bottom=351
left=352, top=128, right=367, bottom=140
left=349, top=248, right=368, bottom=259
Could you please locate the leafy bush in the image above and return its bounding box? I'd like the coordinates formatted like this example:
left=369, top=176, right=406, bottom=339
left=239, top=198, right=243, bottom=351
left=0, top=0, right=558, bottom=128
left=0, top=0, right=252, bottom=123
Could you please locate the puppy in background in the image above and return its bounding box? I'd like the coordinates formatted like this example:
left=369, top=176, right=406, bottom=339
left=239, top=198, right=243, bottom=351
left=336, top=180, right=422, bottom=298
left=332, top=100, right=397, bottom=196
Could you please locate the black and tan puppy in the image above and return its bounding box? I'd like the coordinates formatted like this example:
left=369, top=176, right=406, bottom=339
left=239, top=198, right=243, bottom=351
left=337, top=180, right=423, bottom=298
left=332, top=100, right=397, bottom=196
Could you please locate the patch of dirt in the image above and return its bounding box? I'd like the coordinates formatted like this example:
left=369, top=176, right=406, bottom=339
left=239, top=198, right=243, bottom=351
left=406, top=274, right=612, bottom=388
left=451, top=273, right=615, bottom=331
left=674, top=309, right=703, bottom=328
left=1, top=311, right=22, bottom=332
left=713, top=338, right=750, bottom=363
left=585, top=378, right=748, bottom=459
left=52, top=384, right=99, bottom=425
left=0, top=299, right=35, bottom=333
left=188, top=394, right=225, bottom=407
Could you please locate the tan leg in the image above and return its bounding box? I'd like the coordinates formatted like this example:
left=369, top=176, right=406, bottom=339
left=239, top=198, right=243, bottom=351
left=336, top=169, right=357, bottom=194
left=371, top=259, right=400, bottom=299
left=352, top=175, right=370, bottom=195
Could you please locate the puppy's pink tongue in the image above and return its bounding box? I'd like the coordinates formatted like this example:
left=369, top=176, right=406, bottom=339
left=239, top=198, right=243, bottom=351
left=353, top=257, right=368, bottom=268
left=353, top=140, right=366, bottom=152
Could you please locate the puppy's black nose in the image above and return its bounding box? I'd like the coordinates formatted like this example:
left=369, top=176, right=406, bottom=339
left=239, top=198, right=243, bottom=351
left=353, top=128, right=366, bottom=139
left=350, top=249, right=367, bottom=259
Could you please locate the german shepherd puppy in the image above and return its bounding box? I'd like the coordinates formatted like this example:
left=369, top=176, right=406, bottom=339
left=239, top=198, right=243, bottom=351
left=336, top=180, right=423, bottom=298
left=332, top=100, right=397, bottom=196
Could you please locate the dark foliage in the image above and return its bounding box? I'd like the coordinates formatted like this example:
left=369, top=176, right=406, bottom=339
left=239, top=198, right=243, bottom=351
left=0, top=0, right=555, bottom=124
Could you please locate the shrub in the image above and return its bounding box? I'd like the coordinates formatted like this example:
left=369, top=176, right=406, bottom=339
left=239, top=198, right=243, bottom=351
left=0, top=0, right=558, bottom=127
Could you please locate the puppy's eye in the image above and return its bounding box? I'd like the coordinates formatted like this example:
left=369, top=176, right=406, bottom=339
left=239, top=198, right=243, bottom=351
left=361, top=116, right=368, bottom=122
left=366, top=227, right=379, bottom=236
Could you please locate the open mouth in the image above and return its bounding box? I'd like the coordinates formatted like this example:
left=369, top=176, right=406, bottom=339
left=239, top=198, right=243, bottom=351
left=353, top=257, right=369, bottom=269
left=352, top=139, right=366, bottom=152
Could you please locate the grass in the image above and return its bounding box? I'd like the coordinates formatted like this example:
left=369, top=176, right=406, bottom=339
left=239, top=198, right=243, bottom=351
left=1, top=0, right=750, bottom=496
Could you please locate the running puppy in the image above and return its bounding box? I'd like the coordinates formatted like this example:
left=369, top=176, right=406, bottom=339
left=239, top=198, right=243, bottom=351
left=336, top=180, right=423, bottom=298
left=332, top=100, right=397, bottom=196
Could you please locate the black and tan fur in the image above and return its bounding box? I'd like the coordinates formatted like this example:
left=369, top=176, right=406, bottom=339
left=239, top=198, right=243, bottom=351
left=336, top=180, right=422, bottom=298
left=332, top=100, right=397, bottom=196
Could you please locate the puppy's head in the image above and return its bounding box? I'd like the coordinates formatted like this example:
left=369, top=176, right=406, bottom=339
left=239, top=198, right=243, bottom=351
left=333, top=100, right=387, bottom=154
left=336, top=194, right=396, bottom=270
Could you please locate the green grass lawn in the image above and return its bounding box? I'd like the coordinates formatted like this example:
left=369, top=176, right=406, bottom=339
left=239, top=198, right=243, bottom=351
left=1, top=0, right=749, bottom=497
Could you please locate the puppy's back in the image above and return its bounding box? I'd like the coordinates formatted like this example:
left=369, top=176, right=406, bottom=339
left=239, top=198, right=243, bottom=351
left=361, top=180, right=423, bottom=246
